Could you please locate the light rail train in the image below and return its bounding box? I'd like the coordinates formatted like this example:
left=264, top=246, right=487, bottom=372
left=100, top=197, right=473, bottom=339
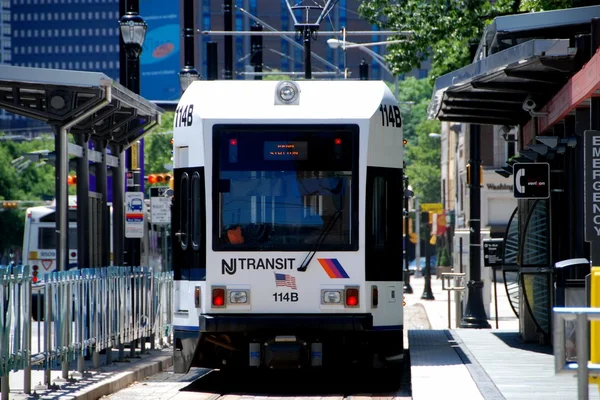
left=172, top=79, right=405, bottom=371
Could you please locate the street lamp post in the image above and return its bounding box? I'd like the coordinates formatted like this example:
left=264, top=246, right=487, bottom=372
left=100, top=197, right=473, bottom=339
left=403, top=173, right=413, bottom=294
left=420, top=211, right=435, bottom=300
left=461, top=124, right=491, bottom=328
left=179, top=0, right=199, bottom=92
left=119, top=5, right=147, bottom=268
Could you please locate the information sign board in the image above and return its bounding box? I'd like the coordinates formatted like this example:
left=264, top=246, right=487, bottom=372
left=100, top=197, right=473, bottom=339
left=150, top=186, right=172, bottom=225
left=125, top=192, right=145, bottom=238
left=483, top=239, right=504, bottom=267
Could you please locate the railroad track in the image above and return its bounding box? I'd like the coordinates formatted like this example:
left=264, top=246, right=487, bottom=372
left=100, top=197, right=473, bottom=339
left=105, top=362, right=412, bottom=400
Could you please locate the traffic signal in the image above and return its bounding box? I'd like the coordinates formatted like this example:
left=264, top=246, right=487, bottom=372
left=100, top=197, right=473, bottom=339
left=68, top=175, right=77, bottom=185
left=403, top=139, right=408, bottom=146
left=147, top=173, right=172, bottom=185
left=2, top=201, right=18, bottom=209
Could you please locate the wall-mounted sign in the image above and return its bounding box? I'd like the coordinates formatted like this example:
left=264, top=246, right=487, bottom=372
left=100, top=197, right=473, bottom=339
left=584, top=130, right=600, bottom=241
left=513, top=163, right=550, bottom=199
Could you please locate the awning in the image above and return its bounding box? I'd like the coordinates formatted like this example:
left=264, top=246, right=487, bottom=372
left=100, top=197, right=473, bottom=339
left=0, top=65, right=164, bottom=148
left=427, top=39, right=578, bottom=126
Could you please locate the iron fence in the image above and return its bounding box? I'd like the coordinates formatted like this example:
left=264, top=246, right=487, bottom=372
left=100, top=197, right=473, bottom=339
left=0, top=265, right=173, bottom=400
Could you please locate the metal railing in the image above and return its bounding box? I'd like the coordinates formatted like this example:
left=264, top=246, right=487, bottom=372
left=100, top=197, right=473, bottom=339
left=553, top=307, right=600, bottom=400
left=0, top=265, right=173, bottom=400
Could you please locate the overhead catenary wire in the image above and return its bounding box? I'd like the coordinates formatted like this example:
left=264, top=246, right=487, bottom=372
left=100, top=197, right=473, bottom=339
left=199, top=30, right=413, bottom=37
left=233, top=7, right=341, bottom=73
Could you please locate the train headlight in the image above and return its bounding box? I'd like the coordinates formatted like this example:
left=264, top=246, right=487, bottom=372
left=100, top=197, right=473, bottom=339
left=228, top=290, right=249, bottom=304
left=321, top=290, right=342, bottom=304
left=275, top=81, right=300, bottom=105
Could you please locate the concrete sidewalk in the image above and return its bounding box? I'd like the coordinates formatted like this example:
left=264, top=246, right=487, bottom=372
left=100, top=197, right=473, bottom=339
left=406, top=273, right=600, bottom=400
left=6, top=346, right=173, bottom=400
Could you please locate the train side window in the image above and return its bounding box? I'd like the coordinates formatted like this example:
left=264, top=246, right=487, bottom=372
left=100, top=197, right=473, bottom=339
left=191, top=172, right=201, bottom=251
left=179, top=172, right=190, bottom=250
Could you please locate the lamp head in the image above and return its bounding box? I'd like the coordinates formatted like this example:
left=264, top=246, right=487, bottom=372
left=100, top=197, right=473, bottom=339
left=179, top=66, right=200, bottom=93
left=119, top=12, right=148, bottom=48
left=326, top=38, right=344, bottom=49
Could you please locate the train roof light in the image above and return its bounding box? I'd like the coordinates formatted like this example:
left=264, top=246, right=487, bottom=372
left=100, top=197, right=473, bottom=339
left=275, top=81, right=300, bottom=105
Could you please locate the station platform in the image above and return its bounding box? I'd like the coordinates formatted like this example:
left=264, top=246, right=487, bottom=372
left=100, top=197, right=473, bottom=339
left=5, top=274, right=599, bottom=400
left=406, top=274, right=600, bottom=400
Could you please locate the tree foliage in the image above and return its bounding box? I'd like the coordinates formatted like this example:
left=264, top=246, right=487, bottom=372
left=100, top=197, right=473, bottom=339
left=0, top=135, right=56, bottom=258
left=358, top=0, right=580, bottom=82
left=144, top=112, right=174, bottom=175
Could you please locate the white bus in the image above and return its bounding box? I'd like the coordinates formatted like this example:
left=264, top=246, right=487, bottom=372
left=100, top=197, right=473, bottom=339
left=22, top=196, right=79, bottom=283
left=172, top=80, right=405, bottom=372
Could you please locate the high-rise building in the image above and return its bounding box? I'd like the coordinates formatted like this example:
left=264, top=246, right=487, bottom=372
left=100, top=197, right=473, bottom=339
left=3, top=0, right=430, bottom=132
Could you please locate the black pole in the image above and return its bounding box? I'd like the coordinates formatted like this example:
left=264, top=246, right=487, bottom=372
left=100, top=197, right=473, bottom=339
left=421, top=212, right=435, bottom=300
left=183, top=0, right=195, bottom=69
left=359, top=58, right=368, bottom=80
left=121, top=0, right=143, bottom=268
left=250, top=24, right=263, bottom=80
left=461, top=124, right=491, bottom=328
left=179, top=0, right=199, bottom=91
left=403, top=173, right=413, bottom=294
left=224, top=0, right=233, bottom=80
left=303, top=27, right=312, bottom=79
left=207, top=42, right=218, bottom=80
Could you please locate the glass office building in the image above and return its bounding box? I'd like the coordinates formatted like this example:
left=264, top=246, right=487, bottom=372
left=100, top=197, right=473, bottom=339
left=3, top=0, right=429, bottom=132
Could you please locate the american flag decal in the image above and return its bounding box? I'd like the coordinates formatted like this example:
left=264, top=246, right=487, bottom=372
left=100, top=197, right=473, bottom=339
left=274, top=273, right=297, bottom=290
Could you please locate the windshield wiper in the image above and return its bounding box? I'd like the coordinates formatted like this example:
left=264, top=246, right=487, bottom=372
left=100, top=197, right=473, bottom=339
left=297, top=209, right=342, bottom=272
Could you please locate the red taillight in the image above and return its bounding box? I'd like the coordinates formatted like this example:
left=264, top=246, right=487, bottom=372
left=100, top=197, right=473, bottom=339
left=212, top=287, right=225, bottom=307
left=345, top=287, right=359, bottom=307
left=371, top=285, right=378, bottom=308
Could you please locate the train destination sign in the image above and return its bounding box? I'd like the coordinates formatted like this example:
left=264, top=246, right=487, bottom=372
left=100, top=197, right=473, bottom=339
left=264, top=141, right=308, bottom=160
left=584, top=130, right=600, bottom=241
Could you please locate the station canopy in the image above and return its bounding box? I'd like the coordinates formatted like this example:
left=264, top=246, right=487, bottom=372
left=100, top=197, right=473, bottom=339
left=0, top=65, right=164, bottom=148
left=427, top=5, right=600, bottom=127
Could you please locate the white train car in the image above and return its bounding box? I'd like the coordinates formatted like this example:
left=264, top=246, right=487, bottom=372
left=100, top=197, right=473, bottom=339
left=172, top=80, right=404, bottom=371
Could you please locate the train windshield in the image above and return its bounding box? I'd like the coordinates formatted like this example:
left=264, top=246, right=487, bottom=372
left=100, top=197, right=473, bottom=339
left=213, top=125, right=359, bottom=251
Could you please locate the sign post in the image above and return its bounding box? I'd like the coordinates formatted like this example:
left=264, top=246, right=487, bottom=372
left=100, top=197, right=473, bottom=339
left=483, top=238, right=504, bottom=329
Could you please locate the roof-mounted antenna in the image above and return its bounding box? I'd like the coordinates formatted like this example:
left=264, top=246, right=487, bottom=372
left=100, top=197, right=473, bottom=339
left=284, top=0, right=338, bottom=80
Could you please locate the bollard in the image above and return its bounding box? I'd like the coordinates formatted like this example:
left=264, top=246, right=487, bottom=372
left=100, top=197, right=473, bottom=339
left=591, top=267, right=600, bottom=392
